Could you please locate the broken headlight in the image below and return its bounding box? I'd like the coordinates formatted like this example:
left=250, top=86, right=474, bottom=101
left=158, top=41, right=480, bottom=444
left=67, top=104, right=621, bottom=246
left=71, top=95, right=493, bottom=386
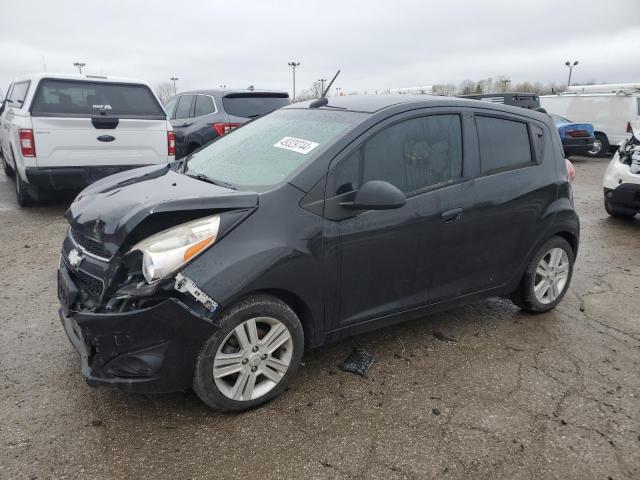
left=130, top=215, right=220, bottom=283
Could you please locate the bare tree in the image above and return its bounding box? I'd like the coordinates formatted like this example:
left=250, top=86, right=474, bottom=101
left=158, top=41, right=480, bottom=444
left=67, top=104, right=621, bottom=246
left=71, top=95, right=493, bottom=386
left=293, top=81, right=325, bottom=102
left=432, top=83, right=457, bottom=96
left=155, top=82, right=174, bottom=104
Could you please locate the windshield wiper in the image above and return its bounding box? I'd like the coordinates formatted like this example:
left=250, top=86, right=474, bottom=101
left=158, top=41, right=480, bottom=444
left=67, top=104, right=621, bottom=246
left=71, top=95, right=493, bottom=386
left=185, top=172, right=236, bottom=190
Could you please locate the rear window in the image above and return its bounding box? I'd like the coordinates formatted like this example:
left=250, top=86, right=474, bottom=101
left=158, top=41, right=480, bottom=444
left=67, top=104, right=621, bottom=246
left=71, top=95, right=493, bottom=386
left=30, top=79, right=165, bottom=118
left=476, top=115, right=533, bottom=173
left=222, top=94, right=289, bottom=118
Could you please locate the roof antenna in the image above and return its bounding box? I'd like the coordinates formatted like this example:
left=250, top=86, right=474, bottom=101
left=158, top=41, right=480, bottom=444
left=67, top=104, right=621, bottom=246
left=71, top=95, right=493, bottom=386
left=310, top=69, right=340, bottom=108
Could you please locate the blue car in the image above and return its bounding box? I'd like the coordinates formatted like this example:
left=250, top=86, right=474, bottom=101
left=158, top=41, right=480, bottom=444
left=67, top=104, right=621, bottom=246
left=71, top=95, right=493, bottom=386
left=552, top=114, right=596, bottom=157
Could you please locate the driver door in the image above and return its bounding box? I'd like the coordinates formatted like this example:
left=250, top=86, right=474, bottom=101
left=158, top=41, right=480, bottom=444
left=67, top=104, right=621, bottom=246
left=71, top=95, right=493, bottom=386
left=323, top=112, right=464, bottom=329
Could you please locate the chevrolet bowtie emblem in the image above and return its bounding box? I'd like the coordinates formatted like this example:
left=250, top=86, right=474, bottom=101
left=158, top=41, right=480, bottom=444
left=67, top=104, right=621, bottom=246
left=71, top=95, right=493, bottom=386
left=68, top=248, right=83, bottom=271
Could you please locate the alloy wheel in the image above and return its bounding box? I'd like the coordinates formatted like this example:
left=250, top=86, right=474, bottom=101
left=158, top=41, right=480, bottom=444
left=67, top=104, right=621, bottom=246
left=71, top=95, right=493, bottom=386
left=533, top=247, right=570, bottom=304
left=588, top=139, right=602, bottom=156
left=213, top=317, right=293, bottom=402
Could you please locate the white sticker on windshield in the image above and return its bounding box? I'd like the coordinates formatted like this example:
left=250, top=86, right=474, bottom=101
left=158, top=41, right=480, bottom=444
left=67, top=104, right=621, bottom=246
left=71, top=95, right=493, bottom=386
left=273, top=136, right=319, bottom=155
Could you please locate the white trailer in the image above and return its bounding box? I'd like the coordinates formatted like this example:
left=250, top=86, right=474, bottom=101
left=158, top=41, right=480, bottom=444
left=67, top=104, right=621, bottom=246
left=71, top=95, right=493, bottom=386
left=541, top=84, right=640, bottom=156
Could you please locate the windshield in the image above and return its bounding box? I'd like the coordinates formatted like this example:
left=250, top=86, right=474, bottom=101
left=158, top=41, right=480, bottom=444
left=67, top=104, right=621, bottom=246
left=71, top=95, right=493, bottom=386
left=552, top=114, right=571, bottom=125
left=185, top=108, right=365, bottom=190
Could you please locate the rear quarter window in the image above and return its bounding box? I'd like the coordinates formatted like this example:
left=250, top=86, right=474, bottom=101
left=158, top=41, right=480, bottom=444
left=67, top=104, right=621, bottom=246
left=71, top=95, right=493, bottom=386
left=30, top=79, right=165, bottom=119
left=476, top=115, right=534, bottom=174
left=194, top=95, right=216, bottom=117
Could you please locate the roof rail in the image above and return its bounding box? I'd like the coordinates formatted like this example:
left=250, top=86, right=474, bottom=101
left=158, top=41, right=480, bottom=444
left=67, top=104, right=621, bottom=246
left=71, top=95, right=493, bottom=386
left=567, top=83, right=640, bottom=94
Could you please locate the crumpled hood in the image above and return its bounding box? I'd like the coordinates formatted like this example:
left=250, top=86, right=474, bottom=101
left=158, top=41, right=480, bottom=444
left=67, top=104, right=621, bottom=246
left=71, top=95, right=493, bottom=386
left=66, top=165, right=258, bottom=257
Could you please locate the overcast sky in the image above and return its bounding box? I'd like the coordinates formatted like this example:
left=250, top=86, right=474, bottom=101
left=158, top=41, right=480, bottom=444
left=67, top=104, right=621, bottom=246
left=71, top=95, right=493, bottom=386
left=1, top=0, right=639, bottom=97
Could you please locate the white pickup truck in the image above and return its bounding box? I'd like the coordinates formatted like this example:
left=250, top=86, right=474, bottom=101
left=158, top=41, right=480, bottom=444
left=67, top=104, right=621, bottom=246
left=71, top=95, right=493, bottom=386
left=0, top=73, right=175, bottom=206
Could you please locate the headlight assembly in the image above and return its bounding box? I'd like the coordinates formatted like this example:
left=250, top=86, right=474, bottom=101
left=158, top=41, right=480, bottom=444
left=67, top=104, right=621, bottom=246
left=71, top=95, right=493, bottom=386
left=130, top=215, right=220, bottom=283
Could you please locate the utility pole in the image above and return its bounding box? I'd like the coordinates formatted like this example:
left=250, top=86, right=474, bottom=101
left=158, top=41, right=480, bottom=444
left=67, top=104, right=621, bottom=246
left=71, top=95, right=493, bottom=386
left=73, top=62, right=86, bottom=74
left=287, top=62, right=300, bottom=101
left=565, top=60, right=579, bottom=87
left=170, top=77, right=179, bottom=95
left=500, top=79, right=511, bottom=92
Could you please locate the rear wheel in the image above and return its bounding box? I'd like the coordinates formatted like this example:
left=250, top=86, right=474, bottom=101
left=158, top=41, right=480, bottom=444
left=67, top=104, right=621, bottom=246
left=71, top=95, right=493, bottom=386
left=193, top=294, right=304, bottom=412
left=15, top=171, right=39, bottom=207
left=587, top=133, right=609, bottom=158
left=511, top=237, right=575, bottom=313
left=604, top=198, right=636, bottom=219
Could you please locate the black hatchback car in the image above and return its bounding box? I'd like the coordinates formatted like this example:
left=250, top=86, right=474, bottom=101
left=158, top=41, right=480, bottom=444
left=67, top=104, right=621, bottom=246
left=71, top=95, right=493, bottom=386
left=58, top=95, right=579, bottom=411
left=163, top=88, right=290, bottom=159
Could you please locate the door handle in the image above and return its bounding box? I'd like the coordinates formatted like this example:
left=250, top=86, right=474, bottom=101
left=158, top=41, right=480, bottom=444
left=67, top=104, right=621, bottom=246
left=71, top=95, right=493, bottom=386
left=441, top=207, right=463, bottom=223
left=180, top=122, right=192, bottom=127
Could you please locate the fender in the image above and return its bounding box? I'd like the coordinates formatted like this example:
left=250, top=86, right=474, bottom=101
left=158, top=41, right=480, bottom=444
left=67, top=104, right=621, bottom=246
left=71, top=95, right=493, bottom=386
left=506, top=192, right=579, bottom=291
left=182, top=184, right=326, bottom=346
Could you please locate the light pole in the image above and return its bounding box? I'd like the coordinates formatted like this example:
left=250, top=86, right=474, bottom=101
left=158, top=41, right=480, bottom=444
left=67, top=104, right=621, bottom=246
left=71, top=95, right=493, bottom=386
left=287, top=62, right=300, bottom=101
left=318, top=78, right=327, bottom=96
left=500, top=79, right=511, bottom=92
left=335, top=87, right=341, bottom=96
left=565, top=61, right=579, bottom=86
left=170, top=77, right=179, bottom=95
left=73, top=62, right=86, bottom=74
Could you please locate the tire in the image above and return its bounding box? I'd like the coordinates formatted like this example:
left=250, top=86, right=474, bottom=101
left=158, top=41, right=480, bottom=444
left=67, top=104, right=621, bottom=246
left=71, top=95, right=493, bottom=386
left=604, top=198, right=636, bottom=219
left=510, top=236, right=575, bottom=313
left=15, top=171, right=39, bottom=207
left=1, top=149, right=14, bottom=177
left=193, top=294, right=304, bottom=412
left=587, top=133, right=609, bottom=158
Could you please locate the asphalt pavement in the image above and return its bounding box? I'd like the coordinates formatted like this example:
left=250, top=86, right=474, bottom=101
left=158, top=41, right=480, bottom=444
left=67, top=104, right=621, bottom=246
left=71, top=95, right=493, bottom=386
left=0, top=156, right=638, bottom=479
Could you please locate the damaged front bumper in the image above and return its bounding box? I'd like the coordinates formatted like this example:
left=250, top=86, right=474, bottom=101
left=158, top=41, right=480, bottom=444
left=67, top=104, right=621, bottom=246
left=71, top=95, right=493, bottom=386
left=59, top=298, right=219, bottom=393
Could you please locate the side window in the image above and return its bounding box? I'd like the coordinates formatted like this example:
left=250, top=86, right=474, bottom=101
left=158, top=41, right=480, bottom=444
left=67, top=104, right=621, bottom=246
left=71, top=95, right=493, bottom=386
left=163, top=97, right=178, bottom=119
left=333, top=115, right=463, bottom=196
left=174, top=95, right=194, bottom=119
left=8, top=81, right=29, bottom=107
left=476, top=115, right=533, bottom=174
left=194, top=95, right=215, bottom=117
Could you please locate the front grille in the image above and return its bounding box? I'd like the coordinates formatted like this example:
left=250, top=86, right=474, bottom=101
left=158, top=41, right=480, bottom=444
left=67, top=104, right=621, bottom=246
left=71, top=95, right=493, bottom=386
left=61, top=252, right=104, bottom=300
left=70, top=229, right=110, bottom=259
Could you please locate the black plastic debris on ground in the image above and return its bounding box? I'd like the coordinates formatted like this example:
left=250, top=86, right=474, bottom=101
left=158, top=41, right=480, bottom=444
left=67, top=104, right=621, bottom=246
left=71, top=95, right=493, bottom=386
left=340, top=348, right=374, bottom=377
left=433, top=331, right=458, bottom=343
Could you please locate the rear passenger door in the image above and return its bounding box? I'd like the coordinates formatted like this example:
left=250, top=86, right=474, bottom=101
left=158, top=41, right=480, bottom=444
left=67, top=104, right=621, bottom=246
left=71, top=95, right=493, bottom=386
left=190, top=95, right=218, bottom=150
left=437, top=111, right=557, bottom=298
left=171, top=94, right=195, bottom=159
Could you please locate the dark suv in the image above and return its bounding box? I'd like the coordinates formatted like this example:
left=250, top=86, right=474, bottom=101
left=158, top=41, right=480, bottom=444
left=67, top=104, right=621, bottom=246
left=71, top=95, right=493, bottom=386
left=58, top=95, right=579, bottom=411
left=164, top=88, right=290, bottom=158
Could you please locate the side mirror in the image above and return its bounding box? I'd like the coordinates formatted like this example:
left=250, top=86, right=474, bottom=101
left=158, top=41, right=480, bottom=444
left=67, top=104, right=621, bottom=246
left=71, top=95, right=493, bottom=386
left=342, top=180, right=406, bottom=210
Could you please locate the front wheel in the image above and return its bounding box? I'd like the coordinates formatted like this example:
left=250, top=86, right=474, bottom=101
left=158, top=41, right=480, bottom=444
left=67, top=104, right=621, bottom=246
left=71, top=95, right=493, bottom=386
left=193, top=294, right=304, bottom=412
left=1, top=149, right=14, bottom=177
left=511, top=237, right=575, bottom=313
